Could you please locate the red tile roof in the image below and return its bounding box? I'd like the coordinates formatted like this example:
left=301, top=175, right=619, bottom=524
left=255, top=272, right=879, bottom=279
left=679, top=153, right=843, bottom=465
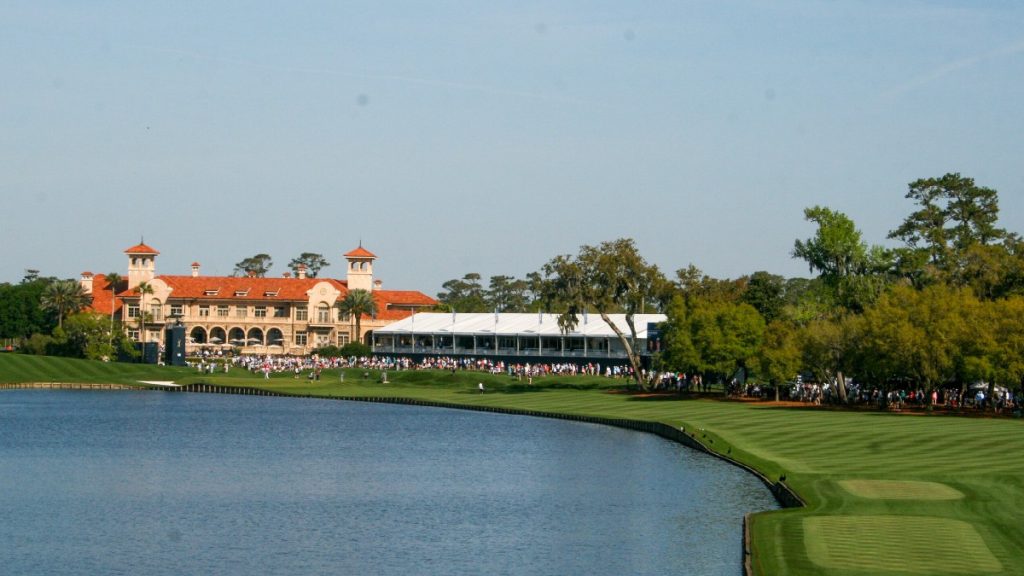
left=129, top=275, right=349, bottom=301
left=85, top=274, right=125, bottom=315
left=116, top=276, right=437, bottom=312
left=124, top=242, right=160, bottom=255
left=344, top=246, right=377, bottom=259
left=371, top=290, right=436, bottom=321
left=375, top=290, right=438, bottom=307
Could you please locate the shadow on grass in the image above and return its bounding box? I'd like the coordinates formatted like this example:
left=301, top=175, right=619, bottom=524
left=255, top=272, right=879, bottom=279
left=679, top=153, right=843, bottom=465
left=734, top=402, right=1014, bottom=419
left=493, top=382, right=614, bottom=394
left=623, top=392, right=725, bottom=402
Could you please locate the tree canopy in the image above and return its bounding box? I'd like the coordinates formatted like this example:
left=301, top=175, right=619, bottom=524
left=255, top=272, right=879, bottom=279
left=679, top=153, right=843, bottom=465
left=40, top=279, right=92, bottom=330
left=541, top=238, right=667, bottom=387
left=336, top=289, right=378, bottom=345
left=233, top=254, right=273, bottom=277
left=288, top=253, right=329, bottom=278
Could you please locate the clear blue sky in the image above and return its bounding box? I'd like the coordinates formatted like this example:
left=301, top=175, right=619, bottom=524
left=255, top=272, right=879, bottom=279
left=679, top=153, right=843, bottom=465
left=2, top=1, right=1022, bottom=294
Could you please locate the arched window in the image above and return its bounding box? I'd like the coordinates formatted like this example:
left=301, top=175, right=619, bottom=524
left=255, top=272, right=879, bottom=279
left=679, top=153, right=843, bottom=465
left=149, top=299, right=162, bottom=321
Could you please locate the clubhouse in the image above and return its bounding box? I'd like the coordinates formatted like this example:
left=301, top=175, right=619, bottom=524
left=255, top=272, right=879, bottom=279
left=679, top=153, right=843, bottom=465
left=81, top=242, right=436, bottom=356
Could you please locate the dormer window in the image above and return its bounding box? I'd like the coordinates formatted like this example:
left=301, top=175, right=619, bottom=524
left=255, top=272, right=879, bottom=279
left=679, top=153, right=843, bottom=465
left=203, top=289, right=219, bottom=296
left=264, top=289, right=279, bottom=297
left=234, top=289, right=249, bottom=297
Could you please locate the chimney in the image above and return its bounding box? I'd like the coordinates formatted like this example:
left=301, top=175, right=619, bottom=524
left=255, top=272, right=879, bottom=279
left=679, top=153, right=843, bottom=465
left=297, top=264, right=307, bottom=280
left=191, top=262, right=201, bottom=277
left=247, top=270, right=256, bottom=278
left=374, top=279, right=383, bottom=290
left=80, top=272, right=94, bottom=294
left=283, top=272, right=292, bottom=278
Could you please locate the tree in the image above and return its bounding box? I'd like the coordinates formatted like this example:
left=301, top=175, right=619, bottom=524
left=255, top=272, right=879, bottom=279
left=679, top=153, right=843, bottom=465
left=793, top=206, right=892, bottom=312
left=989, top=297, right=1024, bottom=397
left=40, top=279, right=92, bottom=330
left=857, top=284, right=981, bottom=398
left=660, top=294, right=765, bottom=386
left=487, top=275, right=531, bottom=312
left=889, top=173, right=1006, bottom=286
left=540, top=238, right=666, bottom=387
left=797, top=314, right=862, bottom=403
left=741, top=271, right=786, bottom=323
left=336, top=289, right=378, bottom=345
left=436, top=273, right=488, bottom=312
left=0, top=276, right=55, bottom=338
left=104, top=272, right=123, bottom=349
left=51, top=312, right=135, bottom=360
left=288, top=253, right=329, bottom=278
left=659, top=295, right=699, bottom=373
left=757, top=320, right=802, bottom=401
left=136, top=281, right=155, bottom=352
left=233, top=254, right=273, bottom=277
left=675, top=265, right=746, bottom=304
left=524, top=272, right=546, bottom=312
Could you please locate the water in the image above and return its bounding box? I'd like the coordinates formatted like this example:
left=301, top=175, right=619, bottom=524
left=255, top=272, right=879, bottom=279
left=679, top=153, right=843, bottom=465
left=0, top=391, right=777, bottom=575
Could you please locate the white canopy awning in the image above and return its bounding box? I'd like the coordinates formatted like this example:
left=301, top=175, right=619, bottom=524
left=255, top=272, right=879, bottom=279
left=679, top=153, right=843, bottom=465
left=375, top=312, right=666, bottom=338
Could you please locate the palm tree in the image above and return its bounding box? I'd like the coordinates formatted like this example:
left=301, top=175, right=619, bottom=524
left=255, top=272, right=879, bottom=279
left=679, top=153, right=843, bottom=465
left=336, top=289, right=378, bottom=345
left=136, top=281, right=155, bottom=352
left=105, top=272, right=123, bottom=348
left=40, top=279, right=92, bottom=330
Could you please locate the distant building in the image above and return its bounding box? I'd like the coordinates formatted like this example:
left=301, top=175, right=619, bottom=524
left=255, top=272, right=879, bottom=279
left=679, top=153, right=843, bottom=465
left=373, top=312, right=666, bottom=366
left=82, top=242, right=436, bottom=355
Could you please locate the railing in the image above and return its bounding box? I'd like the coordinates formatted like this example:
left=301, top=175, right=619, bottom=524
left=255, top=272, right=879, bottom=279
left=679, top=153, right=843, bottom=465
left=371, top=344, right=629, bottom=359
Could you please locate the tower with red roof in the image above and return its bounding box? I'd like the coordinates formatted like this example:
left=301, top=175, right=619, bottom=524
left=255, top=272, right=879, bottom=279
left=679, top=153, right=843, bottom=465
left=344, top=244, right=377, bottom=292
left=124, top=241, right=159, bottom=290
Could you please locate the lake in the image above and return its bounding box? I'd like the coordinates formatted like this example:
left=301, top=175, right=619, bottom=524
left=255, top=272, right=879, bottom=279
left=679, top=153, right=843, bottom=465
left=0, top=390, right=778, bottom=575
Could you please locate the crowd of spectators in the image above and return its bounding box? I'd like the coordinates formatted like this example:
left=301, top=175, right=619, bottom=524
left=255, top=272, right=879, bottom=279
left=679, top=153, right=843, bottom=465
left=189, top=352, right=638, bottom=382
left=188, top=349, right=1022, bottom=414
left=739, top=378, right=1021, bottom=413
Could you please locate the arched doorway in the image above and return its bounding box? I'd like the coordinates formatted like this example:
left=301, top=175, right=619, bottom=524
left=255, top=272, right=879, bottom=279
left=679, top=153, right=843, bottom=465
left=189, top=326, right=207, bottom=344
left=267, top=328, right=284, bottom=350
left=247, top=327, right=265, bottom=346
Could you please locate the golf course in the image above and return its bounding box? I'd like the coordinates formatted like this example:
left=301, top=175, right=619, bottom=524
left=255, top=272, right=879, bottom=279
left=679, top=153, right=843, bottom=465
left=3, top=353, right=1022, bottom=576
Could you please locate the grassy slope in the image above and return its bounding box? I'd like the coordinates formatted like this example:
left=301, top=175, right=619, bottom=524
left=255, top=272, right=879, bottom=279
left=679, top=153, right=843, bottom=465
left=3, top=354, right=1023, bottom=575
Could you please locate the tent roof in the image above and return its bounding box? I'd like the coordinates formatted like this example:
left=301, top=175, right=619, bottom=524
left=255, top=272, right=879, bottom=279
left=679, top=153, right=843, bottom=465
left=375, top=312, right=666, bottom=338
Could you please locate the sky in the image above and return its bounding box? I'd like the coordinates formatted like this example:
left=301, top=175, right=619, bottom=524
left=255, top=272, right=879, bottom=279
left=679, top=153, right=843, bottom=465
left=2, top=0, right=1022, bottom=296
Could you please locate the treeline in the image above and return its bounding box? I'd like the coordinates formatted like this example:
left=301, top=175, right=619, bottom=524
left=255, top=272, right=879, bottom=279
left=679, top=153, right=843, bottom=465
left=0, top=272, right=135, bottom=359
left=439, top=173, right=1024, bottom=399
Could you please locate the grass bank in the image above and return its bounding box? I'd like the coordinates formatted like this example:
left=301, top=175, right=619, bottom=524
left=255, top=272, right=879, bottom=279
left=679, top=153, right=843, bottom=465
left=2, top=354, right=1023, bottom=575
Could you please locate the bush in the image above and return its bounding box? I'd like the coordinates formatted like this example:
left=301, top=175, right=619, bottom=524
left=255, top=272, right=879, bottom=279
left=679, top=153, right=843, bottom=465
left=20, top=333, right=53, bottom=355
left=339, top=342, right=371, bottom=357
left=313, top=342, right=371, bottom=358
left=312, top=345, right=344, bottom=357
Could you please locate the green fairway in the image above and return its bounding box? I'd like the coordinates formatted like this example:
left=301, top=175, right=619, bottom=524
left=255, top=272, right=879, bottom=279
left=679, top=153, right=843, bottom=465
left=2, top=354, right=1023, bottom=576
